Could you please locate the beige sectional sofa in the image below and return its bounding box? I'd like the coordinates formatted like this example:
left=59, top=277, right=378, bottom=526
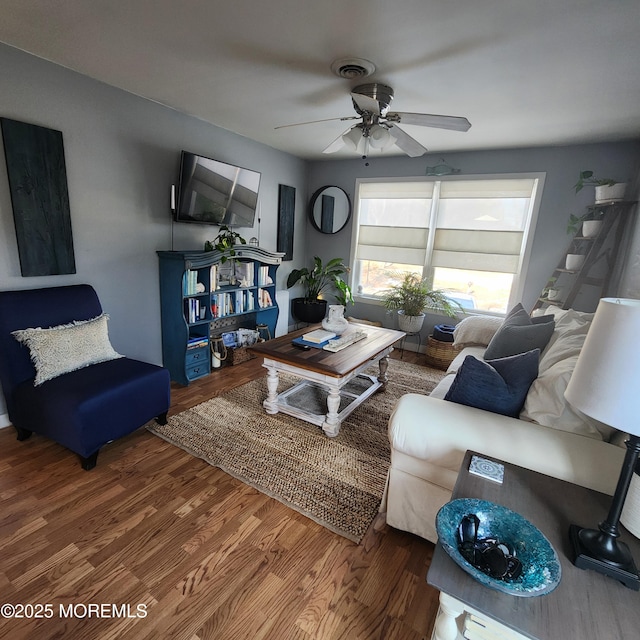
left=382, top=307, right=626, bottom=543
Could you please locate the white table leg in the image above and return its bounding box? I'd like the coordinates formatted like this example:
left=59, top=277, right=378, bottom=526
left=322, top=385, right=342, bottom=437
left=263, top=366, right=280, bottom=414
left=432, top=592, right=465, bottom=640
left=378, top=354, right=389, bottom=390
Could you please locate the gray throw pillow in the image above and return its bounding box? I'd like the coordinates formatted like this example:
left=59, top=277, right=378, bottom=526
left=484, top=303, right=554, bottom=360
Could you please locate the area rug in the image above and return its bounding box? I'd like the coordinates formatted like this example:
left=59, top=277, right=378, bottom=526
left=148, top=359, right=445, bottom=543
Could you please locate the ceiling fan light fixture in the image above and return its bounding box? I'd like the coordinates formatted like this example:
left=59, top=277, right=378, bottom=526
left=342, top=126, right=363, bottom=150
left=369, top=124, right=393, bottom=149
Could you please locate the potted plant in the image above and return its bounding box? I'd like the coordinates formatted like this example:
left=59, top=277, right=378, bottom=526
left=381, top=273, right=462, bottom=333
left=574, top=170, right=627, bottom=203
left=542, top=277, right=562, bottom=302
left=204, top=225, right=246, bottom=263
left=566, top=206, right=605, bottom=237
left=287, top=256, right=353, bottom=323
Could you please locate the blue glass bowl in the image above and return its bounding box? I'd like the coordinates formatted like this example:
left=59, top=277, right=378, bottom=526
left=436, top=498, right=562, bottom=596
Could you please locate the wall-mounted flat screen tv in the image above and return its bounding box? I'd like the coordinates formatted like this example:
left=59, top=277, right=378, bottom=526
left=175, top=151, right=261, bottom=227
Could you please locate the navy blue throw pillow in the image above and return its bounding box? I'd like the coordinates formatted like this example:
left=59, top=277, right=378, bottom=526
left=444, top=349, right=540, bottom=418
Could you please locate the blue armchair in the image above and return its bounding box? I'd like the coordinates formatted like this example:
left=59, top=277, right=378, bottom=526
left=0, top=284, right=171, bottom=469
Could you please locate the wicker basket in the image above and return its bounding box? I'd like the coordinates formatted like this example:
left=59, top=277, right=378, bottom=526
left=226, top=346, right=255, bottom=366
left=424, top=336, right=460, bottom=371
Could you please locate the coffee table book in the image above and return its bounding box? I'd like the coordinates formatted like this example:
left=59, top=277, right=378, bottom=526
left=302, top=328, right=337, bottom=343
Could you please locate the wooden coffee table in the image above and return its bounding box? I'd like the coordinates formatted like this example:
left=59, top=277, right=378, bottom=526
left=248, top=323, right=404, bottom=436
left=427, top=451, right=640, bottom=640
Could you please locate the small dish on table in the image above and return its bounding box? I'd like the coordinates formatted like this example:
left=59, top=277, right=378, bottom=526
left=436, top=497, right=562, bottom=597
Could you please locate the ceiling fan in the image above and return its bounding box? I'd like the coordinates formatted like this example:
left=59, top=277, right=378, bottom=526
left=276, top=83, right=471, bottom=158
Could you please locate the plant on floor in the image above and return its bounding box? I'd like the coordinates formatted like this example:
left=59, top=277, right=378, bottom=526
left=287, top=256, right=353, bottom=324
left=204, top=225, right=246, bottom=262
left=382, top=273, right=463, bottom=318
left=287, top=256, right=353, bottom=303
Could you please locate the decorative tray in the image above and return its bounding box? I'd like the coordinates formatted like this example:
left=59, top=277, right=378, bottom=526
left=436, top=498, right=561, bottom=597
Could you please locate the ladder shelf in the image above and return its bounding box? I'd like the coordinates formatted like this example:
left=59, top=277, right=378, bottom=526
left=533, top=201, right=636, bottom=313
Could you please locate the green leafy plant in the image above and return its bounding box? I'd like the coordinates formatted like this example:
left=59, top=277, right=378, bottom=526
left=573, top=170, right=618, bottom=194
left=542, top=276, right=558, bottom=298
left=286, top=256, right=353, bottom=304
left=566, top=213, right=584, bottom=235
left=566, top=205, right=606, bottom=234
left=381, top=273, right=462, bottom=317
left=204, top=225, right=246, bottom=263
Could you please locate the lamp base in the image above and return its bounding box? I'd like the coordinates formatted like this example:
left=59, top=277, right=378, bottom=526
left=570, top=524, right=640, bottom=590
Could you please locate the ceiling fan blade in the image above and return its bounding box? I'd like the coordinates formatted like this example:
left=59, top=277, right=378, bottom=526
left=350, top=91, right=381, bottom=115
left=387, top=112, right=471, bottom=132
left=275, top=115, right=357, bottom=130
left=322, top=128, right=352, bottom=154
left=387, top=124, right=428, bottom=157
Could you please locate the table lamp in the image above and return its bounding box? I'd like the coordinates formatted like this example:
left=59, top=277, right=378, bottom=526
left=565, top=297, right=640, bottom=590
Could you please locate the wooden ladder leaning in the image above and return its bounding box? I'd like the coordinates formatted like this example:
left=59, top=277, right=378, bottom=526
left=532, top=201, right=636, bottom=313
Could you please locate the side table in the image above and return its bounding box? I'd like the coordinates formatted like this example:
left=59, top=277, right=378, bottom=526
left=427, top=451, right=640, bottom=640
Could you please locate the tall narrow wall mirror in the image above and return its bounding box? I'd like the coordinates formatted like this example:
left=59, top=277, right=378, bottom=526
left=309, top=186, right=351, bottom=234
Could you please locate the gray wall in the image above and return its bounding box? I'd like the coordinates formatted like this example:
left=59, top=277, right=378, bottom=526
left=2, top=41, right=639, bottom=423
left=306, top=142, right=640, bottom=333
left=0, top=44, right=308, bottom=422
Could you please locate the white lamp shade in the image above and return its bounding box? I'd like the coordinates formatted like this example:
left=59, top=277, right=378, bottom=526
left=565, top=298, right=640, bottom=436
left=369, top=124, right=391, bottom=149
left=342, top=127, right=362, bottom=150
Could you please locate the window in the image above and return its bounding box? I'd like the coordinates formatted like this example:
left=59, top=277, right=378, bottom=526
left=351, top=176, right=543, bottom=314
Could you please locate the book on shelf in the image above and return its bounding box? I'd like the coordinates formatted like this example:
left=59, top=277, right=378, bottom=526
left=183, top=269, right=199, bottom=296
left=302, top=328, right=337, bottom=343
left=210, top=264, right=218, bottom=291
left=184, top=298, right=204, bottom=324
left=257, top=265, right=271, bottom=286
left=211, top=289, right=257, bottom=318
left=187, top=337, right=209, bottom=349
left=257, top=288, right=273, bottom=308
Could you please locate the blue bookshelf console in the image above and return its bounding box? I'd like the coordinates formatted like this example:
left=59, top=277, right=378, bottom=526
left=158, top=247, right=284, bottom=385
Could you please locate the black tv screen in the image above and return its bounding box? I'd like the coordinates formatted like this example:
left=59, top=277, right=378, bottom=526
left=175, top=151, right=261, bottom=227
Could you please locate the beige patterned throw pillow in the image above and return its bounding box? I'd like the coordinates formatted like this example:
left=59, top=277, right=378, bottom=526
left=13, top=314, right=123, bottom=386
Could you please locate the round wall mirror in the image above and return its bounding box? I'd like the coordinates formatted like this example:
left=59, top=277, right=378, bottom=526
left=309, top=186, right=351, bottom=234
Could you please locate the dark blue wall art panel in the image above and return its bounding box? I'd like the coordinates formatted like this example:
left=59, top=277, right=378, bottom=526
left=277, top=183, right=295, bottom=261
left=1, top=118, right=76, bottom=276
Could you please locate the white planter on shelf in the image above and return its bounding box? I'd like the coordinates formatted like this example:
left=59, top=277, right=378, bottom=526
left=582, top=220, right=603, bottom=238
left=566, top=254, right=585, bottom=271
left=595, top=183, right=627, bottom=203
left=397, top=310, right=425, bottom=334
left=547, top=288, right=563, bottom=302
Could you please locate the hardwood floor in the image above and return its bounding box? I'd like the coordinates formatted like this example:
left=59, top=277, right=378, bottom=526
left=0, top=350, right=440, bottom=640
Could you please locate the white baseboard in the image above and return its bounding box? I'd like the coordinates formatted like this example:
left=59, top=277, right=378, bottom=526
left=0, top=413, right=10, bottom=428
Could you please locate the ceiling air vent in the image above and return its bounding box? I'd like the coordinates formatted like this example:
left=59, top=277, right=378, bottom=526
left=330, top=58, right=376, bottom=79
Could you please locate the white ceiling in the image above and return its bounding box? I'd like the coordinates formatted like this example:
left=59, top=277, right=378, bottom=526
left=1, top=1, right=639, bottom=160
